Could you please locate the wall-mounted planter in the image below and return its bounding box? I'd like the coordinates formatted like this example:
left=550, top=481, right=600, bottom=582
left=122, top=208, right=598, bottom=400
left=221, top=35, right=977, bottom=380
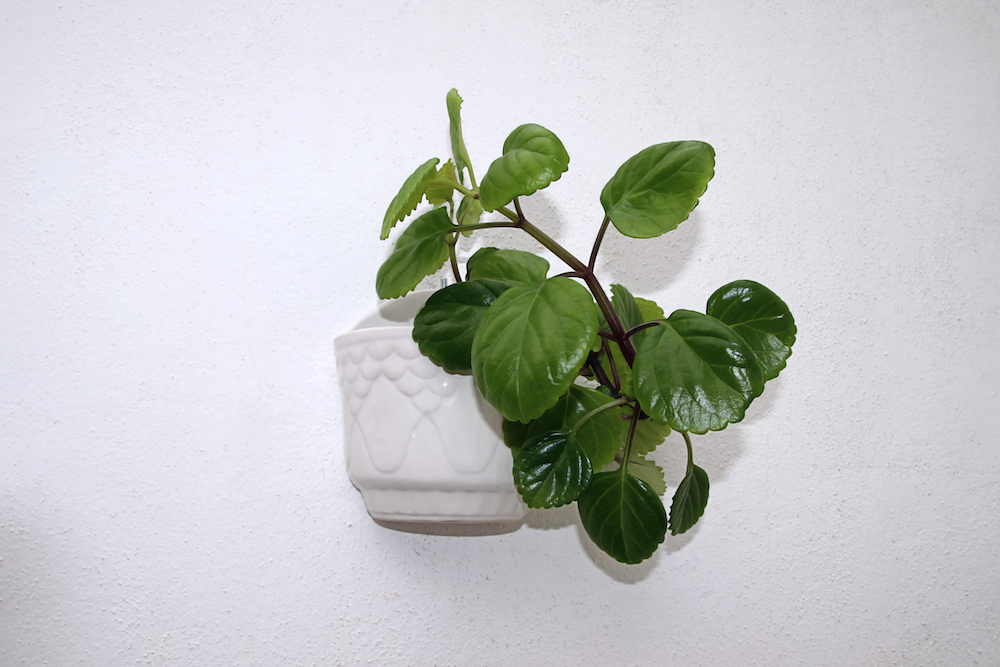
left=335, top=290, right=527, bottom=523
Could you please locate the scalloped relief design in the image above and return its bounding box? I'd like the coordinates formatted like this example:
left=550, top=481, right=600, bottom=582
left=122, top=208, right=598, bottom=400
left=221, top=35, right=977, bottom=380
left=335, top=297, right=526, bottom=522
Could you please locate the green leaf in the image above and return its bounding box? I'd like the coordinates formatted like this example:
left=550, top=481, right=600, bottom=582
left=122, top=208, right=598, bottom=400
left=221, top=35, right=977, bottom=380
left=669, top=464, right=709, bottom=535
left=633, top=310, right=763, bottom=434
left=611, top=283, right=650, bottom=348
left=472, top=277, right=599, bottom=423
left=601, top=141, right=715, bottom=239
left=628, top=453, right=666, bottom=496
left=578, top=471, right=667, bottom=564
left=512, top=431, right=592, bottom=508
left=630, top=418, right=671, bottom=456
left=425, top=160, right=456, bottom=206
left=503, top=385, right=625, bottom=469
left=467, top=247, right=549, bottom=284
left=456, top=195, right=482, bottom=236
left=412, top=279, right=512, bottom=372
left=706, top=280, right=796, bottom=382
left=375, top=207, right=453, bottom=299
left=635, top=296, right=665, bottom=323
left=479, top=124, right=570, bottom=211
left=381, top=158, right=440, bottom=240
left=447, top=88, right=474, bottom=184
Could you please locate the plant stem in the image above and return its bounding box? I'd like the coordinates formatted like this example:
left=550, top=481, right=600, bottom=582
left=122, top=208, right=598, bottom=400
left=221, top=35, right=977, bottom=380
left=620, top=406, right=643, bottom=477
left=588, top=216, right=611, bottom=270
left=682, top=431, right=694, bottom=476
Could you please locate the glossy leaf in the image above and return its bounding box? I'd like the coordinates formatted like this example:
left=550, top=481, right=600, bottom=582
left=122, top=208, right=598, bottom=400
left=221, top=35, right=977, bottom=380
left=479, top=124, right=570, bottom=211
left=578, top=471, right=667, bottom=564
left=447, top=88, right=473, bottom=183
left=633, top=310, right=763, bottom=433
left=375, top=207, right=453, bottom=299
left=706, top=280, right=796, bottom=382
left=380, top=158, right=440, bottom=240
left=512, top=431, right=592, bottom=508
left=412, top=279, right=512, bottom=372
left=669, top=464, right=709, bottom=535
left=424, top=160, right=456, bottom=206
left=503, top=385, right=625, bottom=469
left=467, top=247, right=549, bottom=284
left=472, top=277, right=598, bottom=423
left=628, top=453, right=666, bottom=496
left=601, top=141, right=715, bottom=239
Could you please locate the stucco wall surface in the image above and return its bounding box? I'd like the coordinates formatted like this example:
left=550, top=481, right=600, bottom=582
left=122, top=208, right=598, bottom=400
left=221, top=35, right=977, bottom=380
left=2, top=1, right=999, bottom=665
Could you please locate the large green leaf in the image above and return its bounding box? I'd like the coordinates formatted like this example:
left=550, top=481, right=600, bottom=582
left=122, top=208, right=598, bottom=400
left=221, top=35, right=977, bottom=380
left=706, top=280, right=796, bottom=382
left=447, top=88, right=473, bottom=184
left=412, top=279, right=512, bottom=372
left=512, top=431, right=592, bottom=508
left=380, top=158, right=440, bottom=240
left=600, top=141, right=715, bottom=239
left=479, top=124, right=570, bottom=212
left=669, top=464, right=709, bottom=535
left=633, top=310, right=763, bottom=434
left=467, top=247, right=549, bottom=284
left=503, top=385, right=625, bottom=469
left=471, top=277, right=598, bottom=423
left=375, top=207, right=453, bottom=299
left=578, top=471, right=667, bottom=564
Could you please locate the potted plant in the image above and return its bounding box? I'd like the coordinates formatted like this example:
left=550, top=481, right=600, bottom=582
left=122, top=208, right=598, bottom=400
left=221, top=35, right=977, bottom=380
left=341, top=89, right=796, bottom=564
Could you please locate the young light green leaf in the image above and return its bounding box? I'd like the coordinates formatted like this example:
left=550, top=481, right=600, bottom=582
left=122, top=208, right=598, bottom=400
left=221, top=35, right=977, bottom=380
left=456, top=195, right=482, bottom=236
left=628, top=452, right=667, bottom=496
left=447, top=88, right=474, bottom=184
left=635, top=296, right=665, bottom=323
left=669, top=464, right=709, bottom=535
left=381, top=158, right=440, bottom=240
left=630, top=418, right=671, bottom=456
left=633, top=310, right=764, bottom=434
left=412, top=279, right=512, bottom=372
left=479, top=124, right=570, bottom=211
left=512, top=430, right=593, bottom=508
left=706, top=280, right=797, bottom=382
left=503, top=385, right=625, bottom=469
left=601, top=141, right=715, bottom=239
left=424, top=160, right=456, bottom=206
left=375, top=207, right=453, bottom=299
left=467, top=247, right=550, bottom=284
left=472, top=277, right=598, bottom=423
left=578, top=471, right=667, bottom=564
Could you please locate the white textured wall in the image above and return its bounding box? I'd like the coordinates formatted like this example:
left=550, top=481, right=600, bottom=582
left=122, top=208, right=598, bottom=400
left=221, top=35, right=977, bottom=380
left=3, top=1, right=998, bottom=664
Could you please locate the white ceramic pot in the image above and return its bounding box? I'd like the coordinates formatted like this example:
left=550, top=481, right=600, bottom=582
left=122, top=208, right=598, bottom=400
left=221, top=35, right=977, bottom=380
left=334, top=290, right=527, bottom=523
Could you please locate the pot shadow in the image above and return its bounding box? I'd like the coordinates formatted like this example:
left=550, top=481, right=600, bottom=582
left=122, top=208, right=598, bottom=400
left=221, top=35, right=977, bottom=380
left=374, top=518, right=524, bottom=537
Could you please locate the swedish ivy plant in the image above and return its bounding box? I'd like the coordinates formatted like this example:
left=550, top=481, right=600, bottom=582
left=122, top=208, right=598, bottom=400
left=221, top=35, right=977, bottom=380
left=375, top=89, right=796, bottom=564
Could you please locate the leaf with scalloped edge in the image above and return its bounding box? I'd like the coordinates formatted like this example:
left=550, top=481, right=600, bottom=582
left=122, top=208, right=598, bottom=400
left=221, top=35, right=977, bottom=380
left=706, top=280, right=796, bottom=382
left=512, top=430, right=592, bottom=508
left=631, top=419, right=671, bottom=456
left=472, top=277, right=598, bottom=423
left=633, top=310, right=763, bottom=434
left=601, top=141, right=715, bottom=239
left=412, top=279, right=512, bottom=372
left=381, top=158, right=441, bottom=240
left=375, top=207, right=453, bottom=299
left=578, top=471, right=667, bottom=564
left=628, top=452, right=666, bottom=496
left=669, top=464, right=709, bottom=535
left=467, top=247, right=549, bottom=284
left=479, top=124, right=569, bottom=211
left=447, top=88, right=474, bottom=184
left=425, top=160, right=456, bottom=206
